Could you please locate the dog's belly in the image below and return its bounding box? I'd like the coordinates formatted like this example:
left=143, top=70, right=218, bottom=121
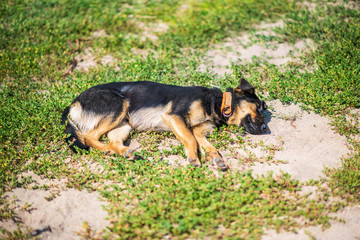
left=129, top=105, right=172, bottom=131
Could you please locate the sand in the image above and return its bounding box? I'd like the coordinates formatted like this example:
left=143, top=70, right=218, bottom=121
left=262, top=205, right=360, bottom=240
left=246, top=100, right=350, bottom=182
left=2, top=187, right=108, bottom=239
left=198, top=20, right=315, bottom=76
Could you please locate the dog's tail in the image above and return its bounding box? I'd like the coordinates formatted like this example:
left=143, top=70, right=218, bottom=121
left=61, top=106, right=89, bottom=153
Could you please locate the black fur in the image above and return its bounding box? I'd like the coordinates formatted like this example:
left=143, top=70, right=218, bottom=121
left=68, top=81, right=224, bottom=126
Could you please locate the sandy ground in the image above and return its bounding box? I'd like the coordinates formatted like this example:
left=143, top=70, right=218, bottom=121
left=198, top=20, right=315, bottom=75
left=2, top=14, right=359, bottom=239
left=2, top=190, right=108, bottom=239
left=246, top=100, right=349, bottom=182
left=2, top=173, right=109, bottom=239
left=262, top=205, right=360, bottom=240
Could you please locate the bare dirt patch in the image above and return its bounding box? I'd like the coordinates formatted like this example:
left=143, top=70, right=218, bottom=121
left=74, top=47, right=98, bottom=72
left=71, top=22, right=168, bottom=73
left=2, top=187, right=108, bottom=240
left=198, top=20, right=315, bottom=76
left=17, top=170, right=68, bottom=190
left=126, top=20, right=169, bottom=43
left=243, top=100, right=350, bottom=182
left=262, top=205, right=360, bottom=240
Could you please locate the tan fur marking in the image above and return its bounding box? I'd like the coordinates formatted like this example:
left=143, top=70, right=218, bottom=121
left=161, top=113, right=199, bottom=161
left=107, top=123, right=132, bottom=143
left=227, top=101, right=257, bottom=125
left=187, top=100, right=209, bottom=127
left=83, top=101, right=129, bottom=153
left=107, top=123, right=132, bottom=155
left=83, top=117, right=114, bottom=152
left=192, top=123, right=218, bottom=157
left=74, top=129, right=86, bottom=146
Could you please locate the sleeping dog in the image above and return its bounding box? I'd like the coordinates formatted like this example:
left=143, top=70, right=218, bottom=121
left=61, top=78, right=268, bottom=171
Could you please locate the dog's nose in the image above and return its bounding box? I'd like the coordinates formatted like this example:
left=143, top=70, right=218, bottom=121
left=261, top=124, right=267, bottom=131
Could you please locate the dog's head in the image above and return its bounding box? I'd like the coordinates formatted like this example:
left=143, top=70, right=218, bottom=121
left=224, top=78, right=268, bottom=135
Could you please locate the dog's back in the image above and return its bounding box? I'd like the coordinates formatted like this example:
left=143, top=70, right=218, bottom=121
left=61, top=81, right=221, bottom=152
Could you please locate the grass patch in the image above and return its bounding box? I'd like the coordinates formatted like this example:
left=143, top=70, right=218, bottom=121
left=103, top=171, right=336, bottom=239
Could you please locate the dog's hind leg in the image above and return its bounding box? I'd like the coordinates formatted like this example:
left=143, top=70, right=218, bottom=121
left=161, top=114, right=201, bottom=167
left=83, top=101, right=129, bottom=155
left=192, top=124, right=229, bottom=171
left=107, top=123, right=135, bottom=159
left=83, top=117, right=120, bottom=154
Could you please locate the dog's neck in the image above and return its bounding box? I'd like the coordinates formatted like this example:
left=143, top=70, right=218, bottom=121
left=209, top=89, right=232, bottom=126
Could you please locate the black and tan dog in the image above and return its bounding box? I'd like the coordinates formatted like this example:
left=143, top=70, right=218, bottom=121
left=61, top=78, right=268, bottom=171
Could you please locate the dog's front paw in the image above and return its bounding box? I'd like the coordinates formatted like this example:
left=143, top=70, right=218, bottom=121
left=187, top=158, right=202, bottom=167
left=211, top=157, right=229, bottom=171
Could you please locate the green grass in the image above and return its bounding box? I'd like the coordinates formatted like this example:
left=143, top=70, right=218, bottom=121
left=1, top=0, right=359, bottom=239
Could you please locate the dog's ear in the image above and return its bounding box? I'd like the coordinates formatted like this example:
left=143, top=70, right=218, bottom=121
left=234, top=78, right=255, bottom=95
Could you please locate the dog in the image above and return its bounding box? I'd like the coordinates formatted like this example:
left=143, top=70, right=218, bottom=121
left=61, top=78, right=268, bottom=171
